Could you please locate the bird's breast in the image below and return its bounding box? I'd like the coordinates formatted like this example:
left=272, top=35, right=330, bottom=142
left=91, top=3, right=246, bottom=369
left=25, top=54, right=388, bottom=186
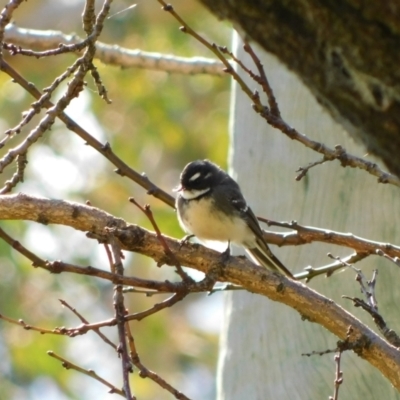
left=177, top=196, right=251, bottom=244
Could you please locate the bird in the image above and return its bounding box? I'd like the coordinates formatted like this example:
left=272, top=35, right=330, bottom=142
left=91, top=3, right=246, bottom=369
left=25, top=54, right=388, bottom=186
left=175, top=159, right=293, bottom=278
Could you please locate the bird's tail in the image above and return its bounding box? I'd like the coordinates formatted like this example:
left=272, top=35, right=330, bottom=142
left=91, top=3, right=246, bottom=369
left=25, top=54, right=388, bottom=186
left=246, top=239, right=293, bottom=278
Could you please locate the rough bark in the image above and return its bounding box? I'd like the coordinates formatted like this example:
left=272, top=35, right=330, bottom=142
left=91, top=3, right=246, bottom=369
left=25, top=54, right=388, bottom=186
left=198, top=0, right=400, bottom=176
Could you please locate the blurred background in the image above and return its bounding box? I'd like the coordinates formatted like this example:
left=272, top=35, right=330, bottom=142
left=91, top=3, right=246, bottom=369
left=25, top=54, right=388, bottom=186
left=0, top=0, right=231, bottom=398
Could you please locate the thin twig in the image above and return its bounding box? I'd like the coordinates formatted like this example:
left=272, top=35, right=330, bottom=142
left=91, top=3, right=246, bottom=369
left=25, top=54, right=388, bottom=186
left=350, top=266, right=378, bottom=310
left=82, top=0, right=96, bottom=35
left=0, top=57, right=82, bottom=148
left=329, top=352, right=344, bottom=400
left=0, top=313, right=65, bottom=335
left=3, top=34, right=91, bottom=57
left=125, top=322, right=191, bottom=400
left=295, top=156, right=329, bottom=181
left=0, top=152, right=28, bottom=193
left=0, top=59, right=176, bottom=207
left=123, top=283, right=243, bottom=295
left=243, top=41, right=281, bottom=117
left=59, top=299, right=117, bottom=350
left=302, top=348, right=337, bottom=357
left=0, top=226, right=46, bottom=266
left=343, top=269, right=400, bottom=347
left=109, top=236, right=134, bottom=399
left=157, top=0, right=256, bottom=102
left=0, top=47, right=96, bottom=175
left=126, top=292, right=187, bottom=322
left=85, top=0, right=112, bottom=103
left=0, top=224, right=181, bottom=291
left=295, top=252, right=369, bottom=282
left=376, top=248, right=400, bottom=268
left=129, top=197, right=193, bottom=282
left=47, top=351, right=126, bottom=397
left=1, top=2, right=114, bottom=168
left=48, top=293, right=187, bottom=337
left=0, top=0, right=25, bottom=62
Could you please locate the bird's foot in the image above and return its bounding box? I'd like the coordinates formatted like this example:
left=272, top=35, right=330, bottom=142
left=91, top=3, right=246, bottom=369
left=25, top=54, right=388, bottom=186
left=179, top=234, right=195, bottom=249
left=219, top=242, right=231, bottom=265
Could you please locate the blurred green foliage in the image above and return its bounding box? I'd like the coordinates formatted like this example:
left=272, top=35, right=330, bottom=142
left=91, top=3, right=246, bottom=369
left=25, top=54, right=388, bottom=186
left=0, top=0, right=231, bottom=399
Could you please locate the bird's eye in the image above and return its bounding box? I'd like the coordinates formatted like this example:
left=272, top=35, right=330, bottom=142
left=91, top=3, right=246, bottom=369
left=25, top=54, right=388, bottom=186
left=189, top=172, right=202, bottom=182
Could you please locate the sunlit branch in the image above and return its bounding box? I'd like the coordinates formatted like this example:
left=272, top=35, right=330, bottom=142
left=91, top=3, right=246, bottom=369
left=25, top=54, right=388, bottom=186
left=1, top=193, right=400, bottom=388
left=343, top=269, right=400, bottom=347
left=4, top=24, right=226, bottom=76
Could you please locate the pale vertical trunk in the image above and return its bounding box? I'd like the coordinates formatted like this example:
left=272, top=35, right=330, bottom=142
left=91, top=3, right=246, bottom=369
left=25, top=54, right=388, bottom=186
left=217, top=32, right=400, bottom=399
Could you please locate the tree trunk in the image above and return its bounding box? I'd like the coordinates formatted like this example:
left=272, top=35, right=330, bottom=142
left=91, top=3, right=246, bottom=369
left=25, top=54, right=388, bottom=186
left=198, top=0, right=400, bottom=176
left=217, top=32, right=400, bottom=399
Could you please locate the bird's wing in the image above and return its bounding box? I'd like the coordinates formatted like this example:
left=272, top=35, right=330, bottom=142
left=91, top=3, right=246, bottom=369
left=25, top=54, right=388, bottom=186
left=231, top=197, right=293, bottom=277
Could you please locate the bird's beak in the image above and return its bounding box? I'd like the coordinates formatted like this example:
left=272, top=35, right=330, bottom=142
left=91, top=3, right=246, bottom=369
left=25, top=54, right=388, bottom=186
left=173, top=184, right=184, bottom=192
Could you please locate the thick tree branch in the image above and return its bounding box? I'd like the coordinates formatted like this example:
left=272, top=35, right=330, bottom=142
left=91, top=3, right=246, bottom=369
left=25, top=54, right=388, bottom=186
left=1, top=193, right=400, bottom=389
left=2, top=193, right=400, bottom=261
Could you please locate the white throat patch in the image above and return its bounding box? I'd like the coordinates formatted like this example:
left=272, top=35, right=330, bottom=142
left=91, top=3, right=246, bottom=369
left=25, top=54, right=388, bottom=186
left=181, top=187, right=210, bottom=200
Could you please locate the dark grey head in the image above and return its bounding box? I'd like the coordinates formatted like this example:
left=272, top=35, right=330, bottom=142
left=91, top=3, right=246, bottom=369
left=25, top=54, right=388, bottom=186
left=179, top=160, right=225, bottom=192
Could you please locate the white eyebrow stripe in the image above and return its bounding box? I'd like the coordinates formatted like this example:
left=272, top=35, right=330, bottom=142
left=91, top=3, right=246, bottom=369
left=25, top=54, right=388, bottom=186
left=189, top=172, right=201, bottom=181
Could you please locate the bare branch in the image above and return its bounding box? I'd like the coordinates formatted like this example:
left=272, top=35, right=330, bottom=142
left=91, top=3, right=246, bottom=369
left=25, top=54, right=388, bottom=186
left=129, top=198, right=193, bottom=282
left=0, top=59, right=176, bottom=207
left=329, top=352, right=344, bottom=400
left=0, top=20, right=110, bottom=173
left=123, top=283, right=243, bottom=295
left=295, top=156, right=329, bottom=181
left=48, top=351, right=126, bottom=397
left=2, top=194, right=400, bottom=269
left=0, top=0, right=24, bottom=61
left=242, top=41, right=281, bottom=117
left=4, top=24, right=226, bottom=76
left=125, top=322, right=191, bottom=400
left=0, top=312, right=66, bottom=335
left=376, top=249, right=400, bottom=268
left=0, top=223, right=182, bottom=292
left=296, top=252, right=369, bottom=282
left=157, top=0, right=400, bottom=188
left=82, top=0, right=96, bottom=35
left=1, top=193, right=400, bottom=389
left=260, top=218, right=400, bottom=261
left=343, top=269, right=400, bottom=347
left=60, top=299, right=117, bottom=350
left=109, top=237, right=134, bottom=399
